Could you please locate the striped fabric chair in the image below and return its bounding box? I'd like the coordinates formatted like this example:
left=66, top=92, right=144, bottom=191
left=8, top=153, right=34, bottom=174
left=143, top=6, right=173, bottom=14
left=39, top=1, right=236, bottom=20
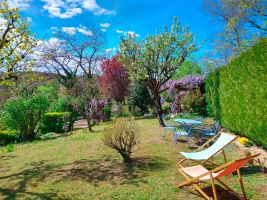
left=177, top=154, right=260, bottom=200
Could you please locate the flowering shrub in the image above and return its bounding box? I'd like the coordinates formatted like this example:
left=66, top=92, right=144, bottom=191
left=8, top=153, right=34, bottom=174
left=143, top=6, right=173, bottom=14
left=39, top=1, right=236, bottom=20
left=239, top=137, right=250, bottom=146
left=166, top=76, right=204, bottom=114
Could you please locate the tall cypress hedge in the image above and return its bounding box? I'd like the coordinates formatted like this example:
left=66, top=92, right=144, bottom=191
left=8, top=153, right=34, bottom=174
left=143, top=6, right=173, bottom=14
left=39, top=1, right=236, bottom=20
left=205, top=38, right=267, bottom=148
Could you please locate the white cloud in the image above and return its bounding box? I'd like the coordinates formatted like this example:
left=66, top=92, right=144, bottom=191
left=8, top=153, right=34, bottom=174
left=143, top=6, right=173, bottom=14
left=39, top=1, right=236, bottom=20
left=60, top=26, right=93, bottom=36
left=82, top=0, right=115, bottom=15
left=116, top=30, right=140, bottom=37
left=41, top=0, right=82, bottom=19
left=100, top=23, right=111, bottom=28
left=105, top=48, right=116, bottom=53
left=101, top=28, right=106, bottom=32
left=7, top=0, right=31, bottom=10
left=116, top=30, right=123, bottom=34
left=41, top=0, right=115, bottom=19
left=77, top=28, right=93, bottom=36
left=62, top=27, right=77, bottom=35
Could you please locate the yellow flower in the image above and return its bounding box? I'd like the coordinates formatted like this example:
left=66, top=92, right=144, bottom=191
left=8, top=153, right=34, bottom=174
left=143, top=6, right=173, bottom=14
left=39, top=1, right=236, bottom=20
left=239, top=137, right=249, bottom=145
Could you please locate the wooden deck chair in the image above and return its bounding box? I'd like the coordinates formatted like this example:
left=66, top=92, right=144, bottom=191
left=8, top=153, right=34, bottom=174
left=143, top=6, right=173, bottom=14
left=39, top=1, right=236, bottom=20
left=178, top=132, right=237, bottom=166
left=177, top=154, right=260, bottom=200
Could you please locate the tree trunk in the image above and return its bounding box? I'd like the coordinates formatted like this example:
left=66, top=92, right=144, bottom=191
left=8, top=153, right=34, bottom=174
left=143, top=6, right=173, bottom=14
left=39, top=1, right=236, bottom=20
left=152, top=92, right=165, bottom=127
left=86, top=116, right=93, bottom=132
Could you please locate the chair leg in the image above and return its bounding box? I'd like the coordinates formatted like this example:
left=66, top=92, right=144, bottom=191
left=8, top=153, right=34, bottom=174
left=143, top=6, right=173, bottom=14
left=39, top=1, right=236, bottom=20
left=222, top=149, right=227, bottom=163
left=237, top=169, right=247, bottom=200
left=162, top=128, right=166, bottom=137
left=210, top=174, right=218, bottom=200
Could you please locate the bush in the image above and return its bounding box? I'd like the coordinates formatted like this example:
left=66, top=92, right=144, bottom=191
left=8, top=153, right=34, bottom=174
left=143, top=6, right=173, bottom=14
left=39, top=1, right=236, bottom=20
left=205, top=38, right=267, bottom=148
left=40, top=112, right=70, bottom=134
left=49, top=97, right=80, bottom=130
left=103, top=118, right=140, bottom=162
left=0, top=130, right=18, bottom=145
left=1, top=95, right=49, bottom=141
left=180, top=90, right=206, bottom=116
left=103, top=104, right=112, bottom=121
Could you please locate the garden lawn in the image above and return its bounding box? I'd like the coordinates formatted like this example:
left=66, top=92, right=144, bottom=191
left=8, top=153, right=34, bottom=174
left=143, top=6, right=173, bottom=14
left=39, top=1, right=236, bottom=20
left=0, top=118, right=266, bottom=200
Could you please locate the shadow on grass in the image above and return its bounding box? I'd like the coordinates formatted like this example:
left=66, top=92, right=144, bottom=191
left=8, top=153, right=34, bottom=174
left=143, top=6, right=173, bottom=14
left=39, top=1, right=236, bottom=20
left=0, top=160, right=67, bottom=200
left=0, top=156, right=171, bottom=199
left=57, top=156, right=171, bottom=186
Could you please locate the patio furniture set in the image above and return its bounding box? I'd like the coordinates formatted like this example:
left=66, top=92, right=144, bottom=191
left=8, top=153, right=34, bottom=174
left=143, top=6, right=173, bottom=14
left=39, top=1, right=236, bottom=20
left=161, top=115, right=261, bottom=200
left=161, top=114, right=220, bottom=144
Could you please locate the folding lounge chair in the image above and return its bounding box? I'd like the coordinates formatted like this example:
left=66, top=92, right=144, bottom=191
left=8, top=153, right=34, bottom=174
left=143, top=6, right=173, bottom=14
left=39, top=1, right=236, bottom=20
left=177, top=154, right=260, bottom=200
left=178, top=132, right=237, bottom=166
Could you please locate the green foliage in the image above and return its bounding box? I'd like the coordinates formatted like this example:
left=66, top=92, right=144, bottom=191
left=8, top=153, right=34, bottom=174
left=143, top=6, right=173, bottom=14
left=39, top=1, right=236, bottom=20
left=103, top=104, right=112, bottom=121
left=37, top=82, right=59, bottom=100
left=0, top=130, right=18, bottom=145
left=0, top=0, right=37, bottom=81
left=49, top=97, right=80, bottom=129
left=40, top=112, right=70, bottom=134
left=172, top=60, right=202, bottom=79
left=205, top=38, right=267, bottom=148
left=5, top=144, right=15, bottom=152
left=180, top=90, right=206, bottom=116
left=128, top=82, right=153, bottom=113
left=1, top=95, right=49, bottom=141
left=162, top=104, right=172, bottom=114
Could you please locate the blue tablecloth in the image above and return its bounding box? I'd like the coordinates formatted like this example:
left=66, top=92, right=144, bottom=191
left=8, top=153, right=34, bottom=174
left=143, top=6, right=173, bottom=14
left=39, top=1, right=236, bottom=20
left=174, top=119, right=202, bottom=125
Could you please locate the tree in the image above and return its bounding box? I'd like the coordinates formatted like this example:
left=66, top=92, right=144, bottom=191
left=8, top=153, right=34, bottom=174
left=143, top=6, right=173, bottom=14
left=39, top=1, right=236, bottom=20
left=70, top=77, right=107, bottom=132
left=128, top=82, right=153, bottom=113
left=38, top=27, right=107, bottom=130
left=0, top=0, right=37, bottom=81
left=38, top=27, right=104, bottom=89
left=119, top=17, right=199, bottom=126
left=99, top=55, right=130, bottom=103
left=202, top=0, right=267, bottom=60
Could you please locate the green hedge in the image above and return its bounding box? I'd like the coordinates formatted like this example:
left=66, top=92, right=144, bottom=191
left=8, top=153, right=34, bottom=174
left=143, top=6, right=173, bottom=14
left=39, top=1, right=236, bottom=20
left=40, top=112, right=71, bottom=134
left=0, top=130, right=18, bottom=145
left=205, top=38, right=267, bottom=148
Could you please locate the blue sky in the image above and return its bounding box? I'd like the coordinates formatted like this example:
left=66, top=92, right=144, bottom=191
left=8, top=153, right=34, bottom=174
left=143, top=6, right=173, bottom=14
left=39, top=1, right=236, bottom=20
left=14, top=0, right=217, bottom=58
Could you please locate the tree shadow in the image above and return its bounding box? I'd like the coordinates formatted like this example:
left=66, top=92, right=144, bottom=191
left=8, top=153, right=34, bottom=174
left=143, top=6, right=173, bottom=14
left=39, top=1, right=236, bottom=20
left=56, top=156, right=171, bottom=187
left=0, top=160, right=66, bottom=199
left=0, top=156, right=171, bottom=199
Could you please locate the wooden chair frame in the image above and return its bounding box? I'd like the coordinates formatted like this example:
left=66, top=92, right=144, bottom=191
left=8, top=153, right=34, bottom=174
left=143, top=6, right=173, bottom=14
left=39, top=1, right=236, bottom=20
left=177, top=154, right=260, bottom=200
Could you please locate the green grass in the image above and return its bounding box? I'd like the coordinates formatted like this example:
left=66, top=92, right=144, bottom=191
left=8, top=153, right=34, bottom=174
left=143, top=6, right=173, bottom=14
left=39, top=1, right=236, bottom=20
left=0, top=118, right=266, bottom=200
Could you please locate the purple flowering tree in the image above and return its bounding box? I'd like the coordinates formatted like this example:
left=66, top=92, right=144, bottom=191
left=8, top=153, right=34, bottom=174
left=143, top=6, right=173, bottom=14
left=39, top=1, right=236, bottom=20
left=167, top=75, right=204, bottom=114
left=84, top=98, right=107, bottom=131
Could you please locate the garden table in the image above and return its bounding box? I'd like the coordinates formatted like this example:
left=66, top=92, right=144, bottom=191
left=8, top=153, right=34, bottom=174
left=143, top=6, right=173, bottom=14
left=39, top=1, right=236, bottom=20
left=174, top=119, right=202, bottom=125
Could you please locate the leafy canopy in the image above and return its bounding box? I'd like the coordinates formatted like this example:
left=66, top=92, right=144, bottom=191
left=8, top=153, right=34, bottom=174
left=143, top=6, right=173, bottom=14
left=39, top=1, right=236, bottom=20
left=119, top=16, right=200, bottom=95
left=0, top=0, right=37, bottom=80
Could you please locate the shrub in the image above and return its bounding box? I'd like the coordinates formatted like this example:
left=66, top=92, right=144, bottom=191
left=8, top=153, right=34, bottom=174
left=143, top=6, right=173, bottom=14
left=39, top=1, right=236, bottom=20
left=180, top=90, right=206, bottom=116
left=5, top=144, right=15, bottom=152
left=205, top=38, right=267, bottom=148
left=1, top=95, right=49, bottom=141
left=40, top=112, right=70, bottom=134
left=103, top=118, right=140, bottom=162
left=0, top=130, right=18, bottom=145
left=103, top=104, right=112, bottom=121
left=49, top=97, right=80, bottom=130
